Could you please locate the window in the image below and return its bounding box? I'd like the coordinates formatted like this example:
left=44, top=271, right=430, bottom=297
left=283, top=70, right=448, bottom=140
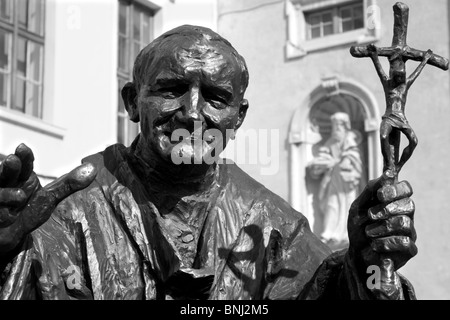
left=0, top=0, right=45, bottom=118
left=306, top=2, right=364, bottom=40
left=286, top=0, right=379, bottom=59
left=117, top=0, right=153, bottom=146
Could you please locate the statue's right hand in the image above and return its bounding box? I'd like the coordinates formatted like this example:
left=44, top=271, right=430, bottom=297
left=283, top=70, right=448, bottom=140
left=0, top=144, right=97, bottom=256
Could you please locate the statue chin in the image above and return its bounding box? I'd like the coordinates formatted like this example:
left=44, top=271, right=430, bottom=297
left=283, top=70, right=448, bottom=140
left=169, top=139, right=218, bottom=165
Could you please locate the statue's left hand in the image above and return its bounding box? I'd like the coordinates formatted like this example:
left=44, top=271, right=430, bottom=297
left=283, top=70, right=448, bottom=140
left=347, top=174, right=417, bottom=299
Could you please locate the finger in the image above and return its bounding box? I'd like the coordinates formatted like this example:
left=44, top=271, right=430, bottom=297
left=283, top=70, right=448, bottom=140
left=43, top=163, right=97, bottom=204
left=0, top=188, right=27, bottom=207
left=0, top=208, right=19, bottom=227
left=351, top=176, right=384, bottom=211
left=371, top=236, right=418, bottom=257
left=377, top=180, right=413, bottom=203
left=15, top=143, right=34, bottom=183
left=368, top=198, right=415, bottom=220
left=0, top=155, right=22, bottom=187
left=366, top=215, right=416, bottom=241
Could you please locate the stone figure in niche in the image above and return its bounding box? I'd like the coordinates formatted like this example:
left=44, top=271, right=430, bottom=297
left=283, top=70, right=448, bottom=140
left=0, top=25, right=418, bottom=300
left=307, top=112, right=363, bottom=249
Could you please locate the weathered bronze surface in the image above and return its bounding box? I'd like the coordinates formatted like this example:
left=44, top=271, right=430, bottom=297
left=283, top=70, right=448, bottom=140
left=351, top=2, right=449, bottom=299
left=0, top=17, right=426, bottom=299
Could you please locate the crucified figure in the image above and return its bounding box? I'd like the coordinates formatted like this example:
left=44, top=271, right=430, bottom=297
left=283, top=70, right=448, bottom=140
left=368, top=43, right=432, bottom=177
left=351, top=2, right=448, bottom=180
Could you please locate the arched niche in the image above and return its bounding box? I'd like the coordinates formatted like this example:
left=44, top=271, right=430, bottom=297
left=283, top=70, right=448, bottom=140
left=288, top=77, right=381, bottom=233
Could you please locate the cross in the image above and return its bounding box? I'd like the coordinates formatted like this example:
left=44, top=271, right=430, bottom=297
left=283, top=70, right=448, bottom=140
left=351, top=2, right=448, bottom=181
left=350, top=2, right=449, bottom=300
left=351, top=2, right=449, bottom=70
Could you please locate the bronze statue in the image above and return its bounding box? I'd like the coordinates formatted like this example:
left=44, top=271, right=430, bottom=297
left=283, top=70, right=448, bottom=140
left=0, top=22, right=420, bottom=299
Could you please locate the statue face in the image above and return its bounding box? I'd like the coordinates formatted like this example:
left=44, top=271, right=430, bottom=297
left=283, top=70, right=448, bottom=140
left=135, top=39, right=246, bottom=165
left=331, top=119, right=347, bottom=142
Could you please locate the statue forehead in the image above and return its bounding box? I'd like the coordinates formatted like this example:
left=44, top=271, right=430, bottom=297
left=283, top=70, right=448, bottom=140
left=154, top=37, right=237, bottom=73
left=141, top=38, right=241, bottom=89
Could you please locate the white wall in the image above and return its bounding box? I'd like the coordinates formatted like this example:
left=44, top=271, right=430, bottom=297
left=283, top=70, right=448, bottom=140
left=1, top=0, right=218, bottom=180
left=1, top=0, right=118, bottom=179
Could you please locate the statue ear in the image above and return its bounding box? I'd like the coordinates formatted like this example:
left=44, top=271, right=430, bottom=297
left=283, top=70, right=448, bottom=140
left=234, top=99, right=249, bottom=131
left=121, top=82, right=139, bottom=123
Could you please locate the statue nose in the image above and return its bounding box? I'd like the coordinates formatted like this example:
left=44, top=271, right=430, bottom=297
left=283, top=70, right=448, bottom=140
left=176, top=86, right=204, bottom=130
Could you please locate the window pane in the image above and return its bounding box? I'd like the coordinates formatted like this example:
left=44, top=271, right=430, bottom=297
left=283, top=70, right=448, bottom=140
left=143, top=14, right=150, bottom=44
left=340, top=8, right=351, bottom=19
left=133, top=7, right=141, bottom=41
left=354, top=17, right=364, bottom=29
left=0, top=73, right=9, bottom=106
left=14, top=77, right=26, bottom=112
left=353, top=5, right=363, bottom=18
left=18, top=0, right=29, bottom=29
left=28, top=41, right=42, bottom=82
left=26, top=81, right=40, bottom=117
left=0, top=0, right=12, bottom=22
left=323, top=23, right=333, bottom=36
left=118, top=35, right=128, bottom=72
left=118, top=116, right=125, bottom=144
left=0, top=29, right=11, bottom=71
left=309, top=15, right=320, bottom=26
left=310, top=26, right=320, bottom=39
left=119, top=2, right=127, bottom=35
left=28, top=0, right=44, bottom=35
left=133, top=41, right=140, bottom=61
left=322, top=12, right=332, bottom=23
left=17, top=38, right=27, bottom=77
left=342, top=20, right=353, bottom=32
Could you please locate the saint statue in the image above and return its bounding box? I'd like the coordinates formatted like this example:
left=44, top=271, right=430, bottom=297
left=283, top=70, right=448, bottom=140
left=308, top=112, right=364, bottom=248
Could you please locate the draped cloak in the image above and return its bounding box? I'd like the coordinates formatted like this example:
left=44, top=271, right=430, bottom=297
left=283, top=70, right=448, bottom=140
left=0, top=142, right=415, bottom=300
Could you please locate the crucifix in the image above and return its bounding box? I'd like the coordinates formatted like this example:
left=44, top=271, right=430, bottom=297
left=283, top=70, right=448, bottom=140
left=350, top=2, right=448, bottom=299
left=351, top=2, right=448, bottom=181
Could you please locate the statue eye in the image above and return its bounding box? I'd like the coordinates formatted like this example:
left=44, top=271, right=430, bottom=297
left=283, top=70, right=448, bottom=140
left=202, top=89, right=230, bottom=109
left=157, top=84, right=189, bottom=99
left=206, top=99, right=227, bottom=110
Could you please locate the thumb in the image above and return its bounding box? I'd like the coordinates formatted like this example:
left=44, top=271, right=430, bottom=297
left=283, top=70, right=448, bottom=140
left=43, top=163, right=97, bottom=204
left=19, top=163, right=97, bottom=235
left=351, top=172, right=393, bottom=213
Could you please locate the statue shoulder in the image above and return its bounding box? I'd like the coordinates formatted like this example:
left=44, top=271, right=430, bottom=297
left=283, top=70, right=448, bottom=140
left=220, top=162, right=307, bottom=224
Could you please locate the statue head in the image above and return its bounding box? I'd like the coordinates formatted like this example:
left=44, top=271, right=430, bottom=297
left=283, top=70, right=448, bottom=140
left=330, top=112, right=351, bottom=142
left=121, top=25, right=249, bottom=166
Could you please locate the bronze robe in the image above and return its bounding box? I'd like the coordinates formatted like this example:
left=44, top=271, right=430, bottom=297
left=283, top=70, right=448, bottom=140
left=0, top=143, right=415, bottom=300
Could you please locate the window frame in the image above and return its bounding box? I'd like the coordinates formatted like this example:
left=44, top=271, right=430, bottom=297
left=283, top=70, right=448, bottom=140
left=117, top=0, right=154, bottom=146
left=286, top=0, right=380, bottom=59
left=0, top=0, right=45, bottom=118
left=305, top=2, right=364, bottom=40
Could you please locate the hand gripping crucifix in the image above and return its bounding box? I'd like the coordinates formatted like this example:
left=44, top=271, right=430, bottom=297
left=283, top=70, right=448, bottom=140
left=350, top=2, right=448, bottom=299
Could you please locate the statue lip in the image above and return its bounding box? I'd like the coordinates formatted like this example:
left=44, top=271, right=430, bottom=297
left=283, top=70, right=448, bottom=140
left=163, top=130, right=216, bottom=144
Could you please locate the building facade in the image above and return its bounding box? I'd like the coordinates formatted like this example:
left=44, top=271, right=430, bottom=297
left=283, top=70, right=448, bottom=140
left=1, top=0, right=449, bottom=299
left=217, top=0, right=450, bottom=299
